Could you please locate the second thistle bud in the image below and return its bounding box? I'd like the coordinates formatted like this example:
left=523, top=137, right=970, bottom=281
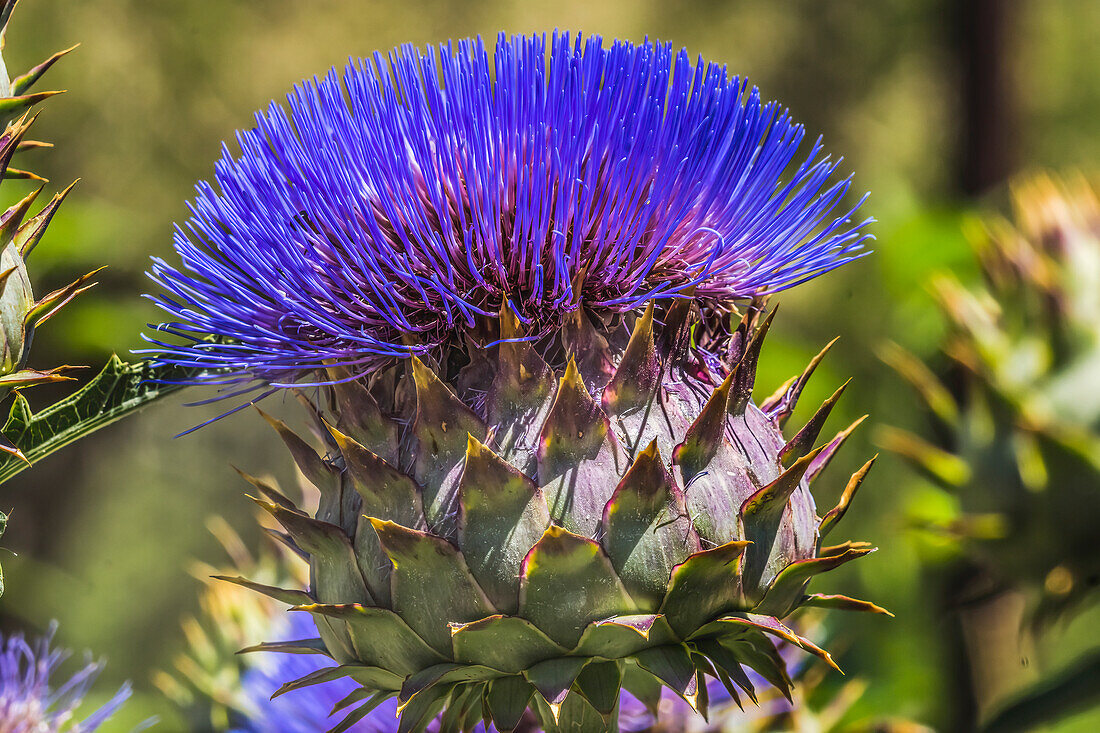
left=0, top=117, right=91, bottom=400
left=0, top=4, right=98, bottom=459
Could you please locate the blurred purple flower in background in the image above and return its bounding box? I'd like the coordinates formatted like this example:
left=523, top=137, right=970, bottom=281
left=0, top=622, right=133, bottom=733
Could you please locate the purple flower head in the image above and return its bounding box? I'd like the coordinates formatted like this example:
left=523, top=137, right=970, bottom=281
left=145, top=32, right=871, bottom=389
left=0, top=622, right=133, bottom=733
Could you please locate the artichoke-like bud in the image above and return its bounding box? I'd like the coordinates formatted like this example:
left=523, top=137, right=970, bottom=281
left=145, top=33, right=886, bottom=732
left=882, top=173, right=1100, bottom=618
left=167, top=506, right=897, bottom=733
left=0, top=215, right=32, bottom=374
left=0, top=0, right=195, bottom=600
left=0, top=0, right=95, bottom=462
left=229, top=308, right=885, bottom=732
left=0, top=119, right=79, bottom=374
left=0, top=119, right=98, bottom=459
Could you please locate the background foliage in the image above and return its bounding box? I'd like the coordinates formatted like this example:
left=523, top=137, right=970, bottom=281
left=0, top=0, right=1097, bottom=730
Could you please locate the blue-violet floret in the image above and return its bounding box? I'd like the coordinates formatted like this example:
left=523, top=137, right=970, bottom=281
left=146, top=32, right=871, bottom=388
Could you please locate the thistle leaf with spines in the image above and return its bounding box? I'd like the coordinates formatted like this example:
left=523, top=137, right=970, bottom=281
left=0, top=356, right=196, bottom=484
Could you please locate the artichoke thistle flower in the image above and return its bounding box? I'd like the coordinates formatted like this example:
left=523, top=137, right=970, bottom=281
left=0, top=622, right=133, bottom=732
left=146, top=33, right=885, bottom=732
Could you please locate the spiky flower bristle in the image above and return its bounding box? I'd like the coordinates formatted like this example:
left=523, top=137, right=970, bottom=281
left=144, top=32, right=871, bottom=391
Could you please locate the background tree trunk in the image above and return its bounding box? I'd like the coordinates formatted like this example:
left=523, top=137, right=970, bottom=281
left=953, top=0, right=1022, bottom=196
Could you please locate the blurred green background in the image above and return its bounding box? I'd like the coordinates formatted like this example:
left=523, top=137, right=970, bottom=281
left=0, top=0, right=1097, bottom=730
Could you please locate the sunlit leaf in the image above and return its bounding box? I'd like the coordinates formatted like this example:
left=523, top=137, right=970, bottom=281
left=0, top=355, right=193, bottom=484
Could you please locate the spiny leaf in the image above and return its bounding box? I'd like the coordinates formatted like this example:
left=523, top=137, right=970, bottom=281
left=524, top=656, right=588, bottom=713
left=371, top=518, right=495, bottom=655
left=602, top=439, right=699, bottom=606
left=561, top=306, right=615, bottom=392
left=691, top=638, right=757, bottom=704
left=237, top=638, right=328, bottom=655
left=3, top=166, right=44, bottom=181
left=819, top=456, right=876, bottom=538
left=753, top=545, right=876, bottom=618
left=657, top=291, right=697, bottom=363
left=780, top=378, right=850, bottom=462
left=325, top=367, right=399, bottom=464
left=0, top=356, right=196, bottom=485
left=602, top=302, right=660, bottom=416
left=725, top=633, right=793, bottom=702
left=327, top=421, right=424, bottom=529
left=327, top=692, right=397, bottom=733
left=715, top=613, right=841, bottom=671
left=457, top=434, right=549, bottom=614
left=660, top=541, right=750, bottom=638
left=573, top=660, right=622, bottom=717
left=570, top=614, right=676, bottom=659
left=0, top=185, right=42, bottom=243
left=212, top=575, right=311, bottom=606
left=295, top=603, right=444, bottom=676
left=672, top=368, right=735, bottom=482
left=270, top=664, right=359, bottom=699
left=738, top=447, right=824, bottom=600
left=485, top=301, right=555, bottom=474
left=256, top=407, right=338, bottom=497
left=0, top=91, right=62, bottom=119
left=409, top=355, right=487, bottom=540
left=634, top=644, right=700, bottom=709
left=730, top=306, right=776, bottom=413
left=396, top=680, right=453, bottom=733
left=398, top=663, right=500, bottom=706
left=621, top=663, right=663, bottom=718
left=537, top=357, right=623, bottom=537
left=802, top=592, right=894, bottom=616
left=10, top=44, right=77, bottom=97
left=806, top=414, right=868, bottom=484
left=485, top=676, right=535, bottom=732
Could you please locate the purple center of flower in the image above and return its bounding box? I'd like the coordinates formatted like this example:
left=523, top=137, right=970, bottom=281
left=145, top=32, right=870, bottom=388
